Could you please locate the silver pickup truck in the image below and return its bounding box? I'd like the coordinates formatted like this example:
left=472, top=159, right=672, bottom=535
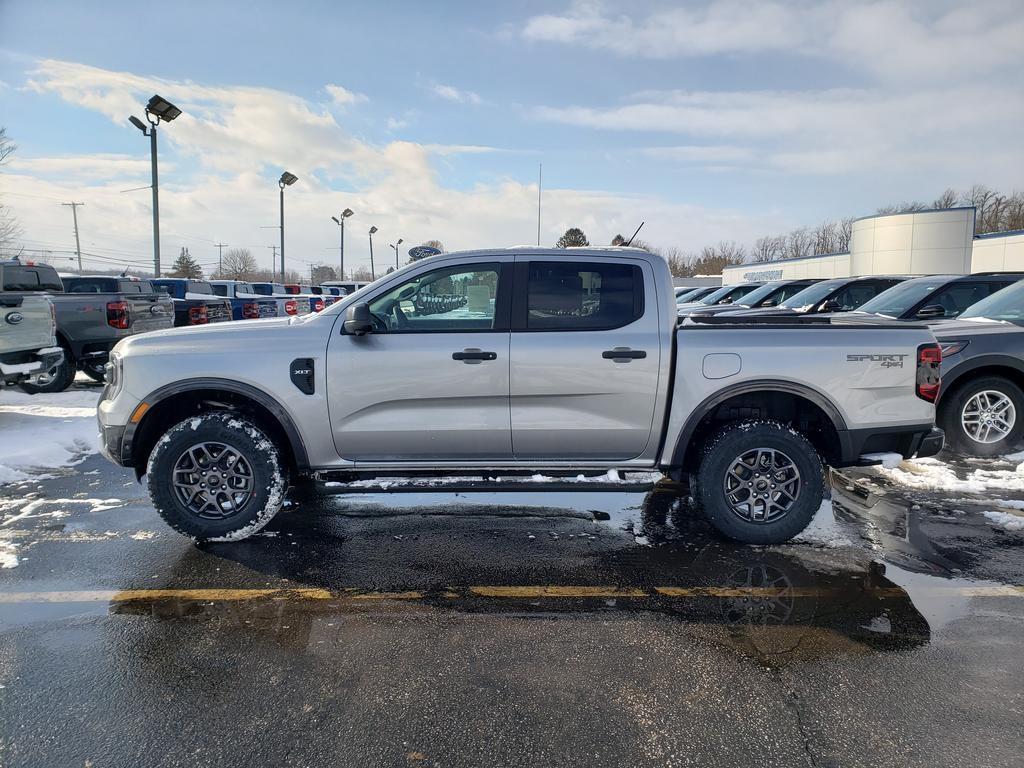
left=97, top=248, right=944, bottom=544
left=0, top=266, right=63, bottom=389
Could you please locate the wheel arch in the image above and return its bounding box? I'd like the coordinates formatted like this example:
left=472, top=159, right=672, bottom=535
left=126, top=378, right=309, bottom=479
left=666, top=380, right=847, bottom=477
left=939, top=355, right=1024, bottom=403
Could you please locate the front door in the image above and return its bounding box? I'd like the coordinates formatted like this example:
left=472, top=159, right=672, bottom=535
left=508, top=257, right=662, bottom=460
left=326, top=260, right=512, bottom=462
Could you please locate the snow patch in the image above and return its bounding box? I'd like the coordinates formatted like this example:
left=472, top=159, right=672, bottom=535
left=981, top=510, right=1024, bottom=531
left=877, top=456, right=1024, bottom=494
left=792, top=498, right=853, bottom=548
left=0, top=389, right=100, bottom=484
left=861, top=452, right=904, bottom=469
left=0, top=540, right=18, bottom=568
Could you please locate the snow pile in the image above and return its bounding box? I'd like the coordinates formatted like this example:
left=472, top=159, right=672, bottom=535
left=982, top=510, right=1024, bottom=531
left=876, top=456, right=1024, bottom=494
left=0, top=540, right=17, bottom=568
left=792, top=497, right=853, bottom=548
left=861, top=452, right=904, bottom=469
left=0, top=388, right=100, bottom=484
left=325, top=470, right=663, bottom=490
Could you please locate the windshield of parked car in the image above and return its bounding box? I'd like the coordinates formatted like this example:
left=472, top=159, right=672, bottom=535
left=695, top=284, right=757, bottom=306
left=778, top=279, right=844, bottom=311
left=853, top=278, right=948, bottom=318
left=251, top=283, right=288, bottom=296
left=675, top=287, right=707, bottom=303
left=1, top=265, right=63, bottom=292
left=959, top=281, right=1024, bottom=325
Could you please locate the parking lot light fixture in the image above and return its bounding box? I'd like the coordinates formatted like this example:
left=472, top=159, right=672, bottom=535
left=331, top=208, right=355, bottom=279
left=129, top=94, right=182, bottom=277
left=390, top=237, right=404, bottom=269
left=278, top=171, right=298, bottom=281
left=370, top=225, right=382, bottom=282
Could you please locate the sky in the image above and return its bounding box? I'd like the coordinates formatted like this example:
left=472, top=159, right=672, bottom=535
left=0, top=0, right=1022, bottom=277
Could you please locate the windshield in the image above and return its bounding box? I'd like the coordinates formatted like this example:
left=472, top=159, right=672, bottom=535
left=959, top=281, right=1024, bottom=324
left=779, top=280, right=843, bottom=311
left=854, top=279, right=947, bottom=318
left=695, top=284, right=757, bottom=306
left=676, top=287, right=712, bottom=303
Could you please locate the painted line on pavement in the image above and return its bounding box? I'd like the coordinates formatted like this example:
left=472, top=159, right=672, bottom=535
left=0, top=584, right=1022, bottom=604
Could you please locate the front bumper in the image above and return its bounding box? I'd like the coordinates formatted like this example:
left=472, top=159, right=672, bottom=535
left=837, top=424, right=944, bottom=466
left=99, top=423, right=130, bottom=466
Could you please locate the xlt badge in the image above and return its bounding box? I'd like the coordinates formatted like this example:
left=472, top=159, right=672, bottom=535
left=290, top=358, right=315, bottom=394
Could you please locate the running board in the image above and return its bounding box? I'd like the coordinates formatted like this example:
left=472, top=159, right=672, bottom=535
left=313, top=472, right=679, bottom=495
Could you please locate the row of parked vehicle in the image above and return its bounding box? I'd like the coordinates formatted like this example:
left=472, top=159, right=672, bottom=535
left=0, top=259, right=370, bottom=394
left=676, top=272, right=1024, bottom=457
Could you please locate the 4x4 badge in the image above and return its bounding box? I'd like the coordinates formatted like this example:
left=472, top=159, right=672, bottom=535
left=847, top=353, right=907, bottom=368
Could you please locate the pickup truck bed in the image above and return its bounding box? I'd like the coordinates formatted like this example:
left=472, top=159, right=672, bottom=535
left=97, top=247, right=942, bottom=545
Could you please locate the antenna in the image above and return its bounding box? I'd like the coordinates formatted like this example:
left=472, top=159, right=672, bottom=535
left=625, top=222, right=645, bottom=247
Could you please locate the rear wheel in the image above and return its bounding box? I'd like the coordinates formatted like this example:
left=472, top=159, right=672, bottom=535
left=695, top=420, right=824, bottom=544
left=81, top=359, right=107, bottom=383
left=147, top=412, right=287, bottom=541
left=940, top=376, right=1024, bottom=457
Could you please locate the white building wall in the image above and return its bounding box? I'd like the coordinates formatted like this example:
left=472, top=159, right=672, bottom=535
left=970, top=232, right=1024, bottom=272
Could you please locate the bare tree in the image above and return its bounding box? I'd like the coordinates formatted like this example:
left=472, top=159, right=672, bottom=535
left=219, top=248, right=258, bottom=280
left=311, top=264, right=337, bottom=284
left=662, top=247, right=694, bottom=277
left=932, top=188, right=958, bottom=209
left=836, top=217, right=854, bottom=252
left=784, top=227, right=812, bottom=260
left=350, top=267, right=374, bottom=281
left=422, top=239, right=445, bottom=252
left=751, top=235, right=784, bottom=263
left=0, top=127, right=20, bottom=257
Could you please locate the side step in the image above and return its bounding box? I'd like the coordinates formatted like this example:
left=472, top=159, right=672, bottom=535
left=313, top=471, right=677, bottom=495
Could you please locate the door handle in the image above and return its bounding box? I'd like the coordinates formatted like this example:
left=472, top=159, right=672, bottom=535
left=452, top=348, right=498, bottom=363
left=602, top=347, right=647, bottom=361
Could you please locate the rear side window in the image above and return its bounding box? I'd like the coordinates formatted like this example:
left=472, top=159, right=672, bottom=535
left=831, top=283, right=884, bottom=311
left=930, top=283, right=997, bottom=317
left=211, top=284, right=228, bottom=296
left=187, top=281, right=213, bottom=295
left=66, top=279, right=109, bottom=294
left=118, top=280, right=154, bottom=293
left=525, top=262, right=642, bottom=331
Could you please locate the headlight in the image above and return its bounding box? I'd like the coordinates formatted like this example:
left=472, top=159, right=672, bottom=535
left=939, top=340, right=969, bottom=357
left=104, top=351, right=123, bottom=398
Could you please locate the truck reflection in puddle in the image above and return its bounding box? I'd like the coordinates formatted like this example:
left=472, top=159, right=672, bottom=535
left=109, top=488, right=931, bottom=667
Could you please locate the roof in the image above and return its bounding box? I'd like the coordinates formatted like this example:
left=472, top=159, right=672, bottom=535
left=852, top=205, right=975, bottom=224
left=724, top=251, right=850, bottom=269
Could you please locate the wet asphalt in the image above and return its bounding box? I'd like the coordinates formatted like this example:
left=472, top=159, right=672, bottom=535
left=2, top=390, right=1024, bottom=767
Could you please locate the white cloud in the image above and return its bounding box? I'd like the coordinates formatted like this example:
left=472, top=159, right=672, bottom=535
left=431, top=83, right=482, bottom=105
left=8, top=58, right=780, bottom=274
left=522, top=0, right=1024, bottom=82
left=324, top=83, right=366, bottom=106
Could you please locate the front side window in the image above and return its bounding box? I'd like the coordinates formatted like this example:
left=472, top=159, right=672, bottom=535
left=368, top=263, right=500, bottom=332
left=525, top=262, right=641, bottom=331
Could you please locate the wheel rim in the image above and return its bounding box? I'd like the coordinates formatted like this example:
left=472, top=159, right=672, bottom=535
left=961, top=390, right=1016, bottom=444
left=723, top=447, right=801, bottom=524
left=172, top=442, right=255, bottom=520
left=720, top=564, right=795, bottom=626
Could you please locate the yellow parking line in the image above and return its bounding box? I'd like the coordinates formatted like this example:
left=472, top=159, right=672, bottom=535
left=0, top=584, right=1021, bottom=604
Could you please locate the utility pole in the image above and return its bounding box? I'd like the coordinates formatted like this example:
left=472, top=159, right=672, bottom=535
left=269, top=245, right=278, bottom=276
left=61, top=202, right=85, bottom=272
left=214, top=242, right=227, bottom=277
left=537, top=163, right=542, bottom=246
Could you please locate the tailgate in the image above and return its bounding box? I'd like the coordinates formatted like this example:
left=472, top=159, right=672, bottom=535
left=0, top=295, right=53, bottom=354
left=128, top=293, right=174, bottom=333
left=206, top=299, right=232, bottom=323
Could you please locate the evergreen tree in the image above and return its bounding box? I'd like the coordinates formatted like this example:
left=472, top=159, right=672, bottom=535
left=556, top=228, right=589, bottom=248
left=168, top=247, right=203, bottom=279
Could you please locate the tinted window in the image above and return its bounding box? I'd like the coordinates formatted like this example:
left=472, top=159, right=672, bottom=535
left=118, top=280, right=154, bottom=293
left=526, top=262, right=641, bottom=331
left=736, top=281, right=813, bottom=308
left=855, top=279, right=948, bottom=317
left=211, top=284, right=228, bottom=296
left=187, top=281, right=213, bottom=295
left=65, top=279, right=109, bottom=293
left=830, top=283, right=886, bottom=312
left=928, top=283, right=997, bottom=318
left=961, top=281, right=1024, bottom=324
left=368, top=263, right=500, bottom=332
left=251, top=284, right=272, bottom=295
left=779, top=279, right=845, bottom=311
left=2, top=266, right=63, bottom=292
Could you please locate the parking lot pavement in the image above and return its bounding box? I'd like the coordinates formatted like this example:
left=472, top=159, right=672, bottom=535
left=0, top=444, right=1021, bottom=768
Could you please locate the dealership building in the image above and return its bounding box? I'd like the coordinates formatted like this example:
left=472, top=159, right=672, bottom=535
left=721, top=207, right=1024, bottom=284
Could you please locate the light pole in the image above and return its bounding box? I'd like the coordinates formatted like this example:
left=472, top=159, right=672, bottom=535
left=331, top=208, right=354, bottom=279
left=278, top=171, right=298, bottom=281
left=129, top=95, right=182, bottom=276
left=368, top=226, right=378, bottom=280
left=389, top=238, right=404, bottom=270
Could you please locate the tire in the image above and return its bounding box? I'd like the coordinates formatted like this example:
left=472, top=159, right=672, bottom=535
left=81, top=360, right=107, bottom=383
left=147, top=412, right=288, bottom=541
left=940, top=376, right=1024, bottom=457
left=695, top=420, right=824, bottom=545
left=18, top=345, right=75, bottom=394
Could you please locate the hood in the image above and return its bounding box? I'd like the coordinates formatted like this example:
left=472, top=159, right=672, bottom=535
left=929, top=317, right=1024, bottom=340
left=722, top=307, right=799, bottom=318
left=683, top=304, right=754, bottom=317
left=114, top=315, right=300, bottom=354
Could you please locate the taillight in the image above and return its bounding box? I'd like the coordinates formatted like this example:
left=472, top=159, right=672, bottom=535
left=314, top=298, right=324, bottom=312
left=188, top=306, right=209, bottom=325
left=242, top=302, right=259, bottom=319
left=285, top=299, right=297, bottom=316
left=916, top=343, right=941, bottom=402
left=106, top=301, right=129, bottom=329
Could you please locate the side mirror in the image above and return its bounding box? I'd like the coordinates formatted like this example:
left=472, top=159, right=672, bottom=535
left=821, top=299, right=842, bottom=313
left=916, top=304, right=946, bottom=319
left=343, top=302, right=374, bottom=335
left=761, top=298, right=778, bottom=307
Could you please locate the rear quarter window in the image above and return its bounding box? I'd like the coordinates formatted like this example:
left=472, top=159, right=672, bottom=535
left=2, top=266, right=64, bottom=292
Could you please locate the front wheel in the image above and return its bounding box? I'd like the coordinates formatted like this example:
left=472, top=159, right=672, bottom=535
left=940, top=376, right=1024, bottom=457
left=80, top=359, right=107, bottom=383
left=695, top=420, right=824, bottom=544
left=147, top=412, right=288, bottom=541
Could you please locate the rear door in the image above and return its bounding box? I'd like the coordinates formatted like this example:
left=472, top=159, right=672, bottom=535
left=508, top=256, right=662, bottom=460
left=327, top=258, right=513, bottom=461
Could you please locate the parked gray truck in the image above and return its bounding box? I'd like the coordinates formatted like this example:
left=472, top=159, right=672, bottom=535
left=0, top=262, right=63, bottom=389
left=6, top=265, right=173, bottom=392
left=97, top=247, right=944, bottom=544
